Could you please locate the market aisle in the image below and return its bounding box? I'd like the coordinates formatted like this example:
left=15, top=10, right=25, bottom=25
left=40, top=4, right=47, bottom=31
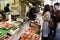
left=55, top=23, right=60, bottom=40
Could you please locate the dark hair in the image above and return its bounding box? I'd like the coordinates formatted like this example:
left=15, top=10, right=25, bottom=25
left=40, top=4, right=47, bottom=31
left=43, top=4, right=50, bottom=15
left=32, top=3, right=37, bottom=6
left=50, top=5, right=54, bottom=14
left=50, top=5, right=53, bottom=8
left=54, top=2, right=59, bottom=6
left=7, top=3, right=10, bottom=6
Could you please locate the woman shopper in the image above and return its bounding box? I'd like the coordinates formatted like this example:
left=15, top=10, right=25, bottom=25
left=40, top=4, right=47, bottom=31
left=42, top=5, right=51, bottom=40
left=49, top=5, right=54, bottom=36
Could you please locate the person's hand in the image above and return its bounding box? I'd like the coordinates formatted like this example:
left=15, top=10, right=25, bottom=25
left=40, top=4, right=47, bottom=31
left=42, top=16, right=46, bottom=21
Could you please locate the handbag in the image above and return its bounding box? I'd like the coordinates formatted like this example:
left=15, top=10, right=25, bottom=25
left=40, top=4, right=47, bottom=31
left=49, top=18, right=54, bottom=29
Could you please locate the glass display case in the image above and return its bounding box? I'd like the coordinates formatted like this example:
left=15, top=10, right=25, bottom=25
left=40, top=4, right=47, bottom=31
left=0, top=21, right=23, bottom=40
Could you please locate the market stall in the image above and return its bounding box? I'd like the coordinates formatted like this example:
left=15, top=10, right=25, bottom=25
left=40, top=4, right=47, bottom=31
left=0, top=21, right=23, bottom=40
left=0, top=18, right=43, bottom=40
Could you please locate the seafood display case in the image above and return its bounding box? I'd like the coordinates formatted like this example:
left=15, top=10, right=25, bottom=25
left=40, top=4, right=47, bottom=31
left=0, top=20, right=42, bottom=40
left=19, top=21, right=41, bottom=40
left=0, top=21, right=23, bottom=40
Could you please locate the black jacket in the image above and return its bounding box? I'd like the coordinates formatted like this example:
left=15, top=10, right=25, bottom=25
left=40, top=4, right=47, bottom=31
left=29, top=8, right=38, bottom=20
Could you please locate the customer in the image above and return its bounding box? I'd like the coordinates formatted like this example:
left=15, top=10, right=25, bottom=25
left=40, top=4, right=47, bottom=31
left=42, top=5, right=51, bottom=40
left=49, top=5, right=54, bottom=35
left=4, top=3, right=10, bottom=12
left=50, top=5, right=54, bottom=16
left=29, top=3, right=38, bottom=21
left=52, top=2, right=60, bottom=38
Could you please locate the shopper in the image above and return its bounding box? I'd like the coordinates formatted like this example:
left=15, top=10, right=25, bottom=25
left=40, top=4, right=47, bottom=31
left=50, top=5, right=54, bottom=16
left=49, top=5, right=54, bottom=35
left=4, top=3, right=10, bottom=12
left=42, top=5, right=51, bottom=40
left=29, top=3, right=38, bottom=21
left=52, top=2, right=60, bottom=38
